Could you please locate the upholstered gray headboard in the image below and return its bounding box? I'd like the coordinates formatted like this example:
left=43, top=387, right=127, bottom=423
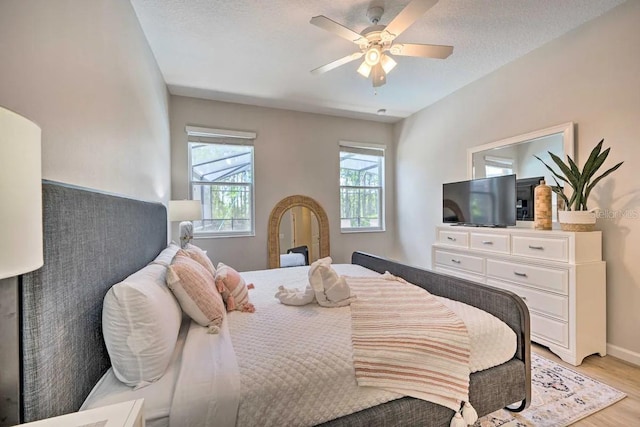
left=20, top=181, right=167, bottom=422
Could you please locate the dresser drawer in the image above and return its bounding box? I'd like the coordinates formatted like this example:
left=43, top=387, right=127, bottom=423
left=470, top=233, right=510, bottom=254
left=530, top=312, right=569, bottom=348
left=435, top=266, right=485, bottom=284
left=487, top=279, right=568, bottom=321
left=438, top=230, right=469, bottom=248
left=486, top=259, right=568, bottom=295
left=434, top=250, right=483, bottom=274
left=512, top=235, right=569, bottom=262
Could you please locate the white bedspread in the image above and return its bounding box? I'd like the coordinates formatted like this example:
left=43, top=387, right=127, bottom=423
left=228, top=264, right=516, bottom=427
left=84, top=264, right=516, bottom=427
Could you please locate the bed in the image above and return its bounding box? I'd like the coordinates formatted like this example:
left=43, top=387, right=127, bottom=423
left=18, top=181, right=531, bottom=426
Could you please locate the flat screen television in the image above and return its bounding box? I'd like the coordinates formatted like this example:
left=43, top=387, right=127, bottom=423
left=516, top=176, right=544, bottom=221
left=443, top=175, right=516, bottom=227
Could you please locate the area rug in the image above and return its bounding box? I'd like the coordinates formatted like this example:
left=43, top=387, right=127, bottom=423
left=474, top=353, right=626, bottom=426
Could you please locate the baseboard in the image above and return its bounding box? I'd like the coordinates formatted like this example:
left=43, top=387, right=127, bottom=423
left=607, top=343, right=640, bottom=366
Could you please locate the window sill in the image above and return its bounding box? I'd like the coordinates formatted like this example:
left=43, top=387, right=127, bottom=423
left=194, top=232, right=255, bottom=239
left=340, top=228, right=385, bottom=234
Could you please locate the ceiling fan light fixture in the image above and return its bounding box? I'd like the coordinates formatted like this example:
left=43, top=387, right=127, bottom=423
left=309, top=0, right=453, bottom=90
left=380, top=54, right=397, bottom=74
left=364, top=46, right=382, bottom=66
left=357, top=61, right=372, bottom=78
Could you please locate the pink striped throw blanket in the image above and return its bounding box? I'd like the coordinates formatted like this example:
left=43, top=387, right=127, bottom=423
left=348, top=273, right=472, bottom=414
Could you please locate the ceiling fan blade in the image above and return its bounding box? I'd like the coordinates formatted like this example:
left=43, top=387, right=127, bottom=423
left=311, top=52, right=364, bottom=75
left=371, top=63, right=387, bottom=87
left=390, top=43, right=453, bottom=59
left=310, top=16, right=367, bottom=45
left=382, top=0, right=439, bottom=41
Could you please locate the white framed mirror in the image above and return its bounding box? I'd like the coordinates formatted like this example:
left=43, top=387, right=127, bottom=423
left=467, top=122, right=574, bottom=224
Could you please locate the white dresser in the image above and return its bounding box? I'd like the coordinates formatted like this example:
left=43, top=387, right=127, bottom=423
left=432, top=225, right=606, bottom=366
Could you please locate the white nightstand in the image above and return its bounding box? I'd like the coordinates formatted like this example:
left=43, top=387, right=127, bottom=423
left=19, top=399, right=144, bottom=427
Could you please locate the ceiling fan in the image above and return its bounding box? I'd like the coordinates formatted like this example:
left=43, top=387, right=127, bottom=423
left=310, top=0, right=453, bottom=88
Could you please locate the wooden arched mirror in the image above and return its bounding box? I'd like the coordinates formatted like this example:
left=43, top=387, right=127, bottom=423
left=268, top=195, right=330, bottom=269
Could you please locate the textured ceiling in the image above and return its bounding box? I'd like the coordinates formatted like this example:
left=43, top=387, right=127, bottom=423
left=130, top=0, right=625, bottom=123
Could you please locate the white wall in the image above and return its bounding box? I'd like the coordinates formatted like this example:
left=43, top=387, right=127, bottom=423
left=395, top=0, right=640, bottom=362
left=0, top=0, right=170, bottom=202
left=171, top=96, right=395, bottom=271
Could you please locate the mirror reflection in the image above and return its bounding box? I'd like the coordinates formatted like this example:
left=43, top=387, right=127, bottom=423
left=469, top=123, right=573, bottom=223
left=472, top=133, right=562, bottom=180
left=279, top=206, right=320, bottom=267
left=267, top=195, right=330, bottom=269
left=472, top=134, right=563, bottom=221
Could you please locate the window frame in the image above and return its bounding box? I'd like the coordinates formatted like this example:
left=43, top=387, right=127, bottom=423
left=339, top=141, right=386, bottom=233
left=186, top=126, right=256, bottom=238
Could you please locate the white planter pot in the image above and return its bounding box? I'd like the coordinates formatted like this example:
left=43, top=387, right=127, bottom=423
left=558, top=210, right=596, bottom=232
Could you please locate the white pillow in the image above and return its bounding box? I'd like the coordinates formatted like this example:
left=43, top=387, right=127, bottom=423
left=103, top=261, right=182, bottom=388
left=280, top=253, right=305, bottom=267
left=151, top=242, right=180, bottom=266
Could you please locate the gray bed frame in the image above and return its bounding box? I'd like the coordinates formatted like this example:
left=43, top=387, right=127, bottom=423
left=19, top=181, right=168, bottom=422
left=17, top=181, right=530, bottom=426
left=321, top=252, right=531, bottom=426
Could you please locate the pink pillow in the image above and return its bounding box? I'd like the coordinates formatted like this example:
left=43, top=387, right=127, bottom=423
left=215, top=262, right=255, bottom=313
left=180, top=244, right=216, bottom=278
left=166, top=253, right=226, bottom=333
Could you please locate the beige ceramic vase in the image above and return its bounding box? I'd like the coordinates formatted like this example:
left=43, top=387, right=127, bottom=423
left=534, top=179, right=552, bottom=230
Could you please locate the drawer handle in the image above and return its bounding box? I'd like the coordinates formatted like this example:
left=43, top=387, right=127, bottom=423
left=514, top=271, right=528, bottom=277
left=528, top=245, right=544, bottom=250
left=447, top=236, right=457, bottom=241
left=451, top=259, right=461, bottom=264
left=482, top=240, right=494, bottom=245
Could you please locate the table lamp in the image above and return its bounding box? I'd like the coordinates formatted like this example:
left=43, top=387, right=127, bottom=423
left=0, top=106, right=43, bottom=278
left=0, top=105, right=42, bottom=425
left=169, top=200, right=202, bottom=248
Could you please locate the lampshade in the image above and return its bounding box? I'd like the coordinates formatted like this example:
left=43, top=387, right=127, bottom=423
left=0, top=106, right=43, bottom=279
left=364, top=46, right=381, bottom=66
left=169, top=200, right=203, bottom=222
left=357, top=61, right=372, bottom=78
left=381, top=54, right=397, bottom=74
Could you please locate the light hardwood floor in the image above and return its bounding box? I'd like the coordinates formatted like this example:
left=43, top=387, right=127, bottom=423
left=532, top=344, right=640, bottom=426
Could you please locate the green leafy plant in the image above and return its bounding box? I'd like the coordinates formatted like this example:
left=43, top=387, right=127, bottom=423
left=535, top=139, right=623, bottom=211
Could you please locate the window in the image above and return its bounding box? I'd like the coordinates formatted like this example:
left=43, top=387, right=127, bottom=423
left=187, top=126, right=256, bottom=237
left=484, top=155, right=514, bottom=178
left=339, top=141, right=385, bottom=231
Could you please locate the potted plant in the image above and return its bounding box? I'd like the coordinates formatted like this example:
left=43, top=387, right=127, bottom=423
left=535, top=139, right=623, bottom=231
